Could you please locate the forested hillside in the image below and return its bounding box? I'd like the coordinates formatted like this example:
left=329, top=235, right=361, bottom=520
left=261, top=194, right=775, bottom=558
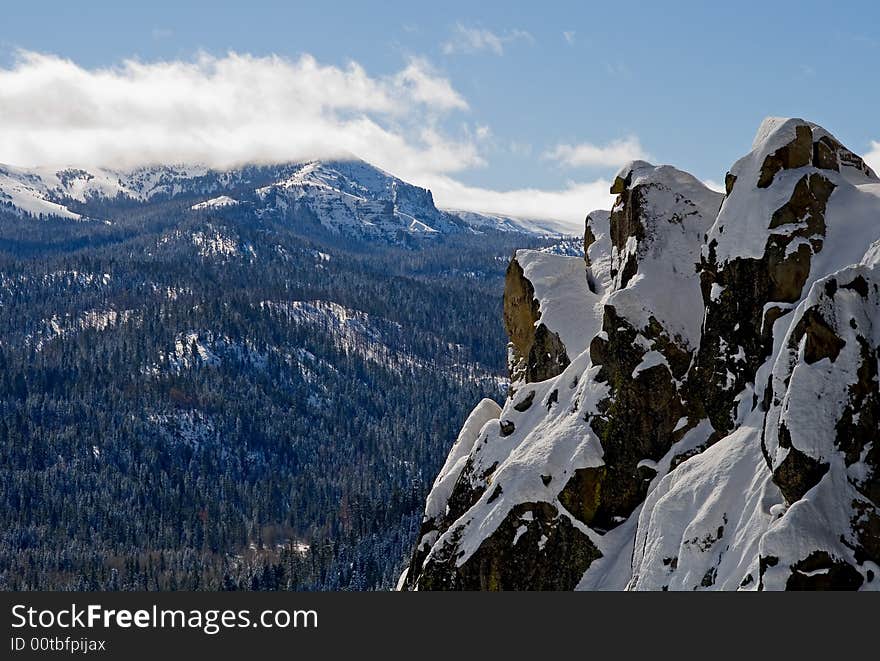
left=0, top=190, right=562, bottom=590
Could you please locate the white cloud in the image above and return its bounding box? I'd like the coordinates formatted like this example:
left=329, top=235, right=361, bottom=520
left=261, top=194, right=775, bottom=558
left=0, top=49, right=614, bottom=227
left=865, top=140, right=880, bottom=174
left=393, top=57, right=468, bottom=110
left=702, top=179, right=725, bottom=194
left=426, top=174, right=613, bottom=231
left=543, top=136, right=649, bottom=168
left=442, top=24, right=534, bottom=56
left=474, top=124, right=492, bottom=141
left=0, top=50, right=476, bottom=176
left=563, top=31, right=576, bottom=45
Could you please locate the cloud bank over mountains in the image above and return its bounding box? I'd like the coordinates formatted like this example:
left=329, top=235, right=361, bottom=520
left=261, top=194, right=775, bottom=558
left=0, top=50, right=622, bottom=228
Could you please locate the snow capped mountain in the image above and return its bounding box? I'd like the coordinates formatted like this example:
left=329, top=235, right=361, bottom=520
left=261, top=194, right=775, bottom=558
left=402, top=117, right=880, bottom=591
left=0, top=163, right=219, bottom=219
left=0, top=158, right=566, bottom=241
left=251, top=159, right=469, bottom=237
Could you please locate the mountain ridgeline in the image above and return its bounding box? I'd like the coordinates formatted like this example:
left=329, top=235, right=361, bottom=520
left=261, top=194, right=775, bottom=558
left=0, top=157, right=573, bottom=590
left=403, top=118, right=880, bottom=591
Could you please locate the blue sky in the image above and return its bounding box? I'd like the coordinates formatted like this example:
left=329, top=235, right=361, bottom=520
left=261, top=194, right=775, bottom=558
left=1, top=0, right=879, bottom=225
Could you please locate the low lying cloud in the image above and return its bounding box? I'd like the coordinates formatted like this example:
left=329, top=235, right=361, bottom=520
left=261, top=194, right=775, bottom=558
left=427, top=175, right=613, bottom=229
left=0, top=49, right=616, bottom=229
left=441, top=24, right=534, bottom=56
left=865, top=140, right=880, bottom=174
left=543, top=136, right=649, bottom=169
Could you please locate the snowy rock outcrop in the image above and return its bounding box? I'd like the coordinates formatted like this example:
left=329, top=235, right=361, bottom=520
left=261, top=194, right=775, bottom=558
left=503, top=250, right=596, bottom=384
left=403, top=118, right=880, bottom=591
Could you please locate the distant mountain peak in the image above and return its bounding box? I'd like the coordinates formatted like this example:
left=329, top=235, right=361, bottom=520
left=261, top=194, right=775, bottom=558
left=1, top=158, right=565, bottom=242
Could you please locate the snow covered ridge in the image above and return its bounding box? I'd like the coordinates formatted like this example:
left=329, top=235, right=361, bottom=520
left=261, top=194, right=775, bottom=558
left=0, top=158, right=568, bottom=240
left=191, top=195, right=239, bottom=210
left=0, top=163, right=213, bottom=220
left=402, top=117, right=880, bottom=591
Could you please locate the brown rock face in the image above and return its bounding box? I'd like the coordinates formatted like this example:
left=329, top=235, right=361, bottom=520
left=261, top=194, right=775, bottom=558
left=557, top=167, right=710, bottom=532
left=813, top=135, right=841, bottom=171
left=608, top=185, right=646, bottom=288
left=527, top=324, right=571, bottom=383
left=771, top=424, right=829, bottom=504
left=794, top=307, right=847, bottom=365
left=693, top=170, right=836, bottom=433
left=583, top=222, right=597, bottom=264
left=757, top=124, right=813, bottom=187
left=812, top=133, right=876, bottom=179
left=768, top=173, right=833, bottom=237
left=503, top=258, right=570, bottom=384
left=557, top=466, right=605, bottom=527
left=725, top=172, right=737, bottom=195
left=503, top=258, right=540, bottom=365
left=572, top=307, right=688, bottom=530
left=706, top=127, right=871, bottom=433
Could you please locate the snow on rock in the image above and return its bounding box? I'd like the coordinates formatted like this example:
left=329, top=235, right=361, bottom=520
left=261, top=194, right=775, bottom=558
left=584, top=210, right=613, bottom=295
left=404, top=349, right=609, bottom=589
left=403, top=117, right=880, bottom=591
left=758, top=264, right=880, bottom=589
left=147, top=409, right=218, bottom=449
left=695, top=118, right=880, bottom=435
left=513, top=249, right=598, bottom=363
left=711, top=118, right=878, bottom=263
left=605, top=161, right=722, bottom=350
left=192, top=195, right=239, bottom=210
left=629, top=422, right=779, bottom=590
left=423, top=399, right=502, bottom=524
left=27, top=307, right=139, bottom=350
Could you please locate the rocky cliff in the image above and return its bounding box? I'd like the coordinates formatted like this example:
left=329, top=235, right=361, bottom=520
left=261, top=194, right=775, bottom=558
left=402, top=118, right=880, bottom=590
